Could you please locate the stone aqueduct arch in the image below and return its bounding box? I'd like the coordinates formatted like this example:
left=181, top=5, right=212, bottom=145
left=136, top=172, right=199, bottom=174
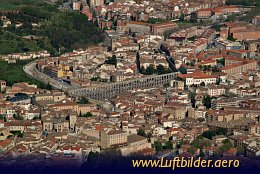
left=69, top=72, right=179, bottom=100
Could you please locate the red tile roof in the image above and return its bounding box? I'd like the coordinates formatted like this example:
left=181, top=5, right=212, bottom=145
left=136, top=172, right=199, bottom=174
left=178, top=71, right=217, bottom=79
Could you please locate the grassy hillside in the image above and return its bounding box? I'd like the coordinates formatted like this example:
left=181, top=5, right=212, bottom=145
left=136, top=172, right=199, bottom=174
left=0, top=0, right=41, bottom=10
left=0, top=0, right=104, bottom=55
left=0, top=60, right=46, bottom=87
left=0, top=30, right=41, bottom=55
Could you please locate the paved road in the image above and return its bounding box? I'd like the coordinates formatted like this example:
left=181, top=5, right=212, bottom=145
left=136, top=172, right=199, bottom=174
left=23, top=61, right=103, bottom=104
left=159, top=46, right=179, bottom=72
left=23, top=61, right=75, bottom=92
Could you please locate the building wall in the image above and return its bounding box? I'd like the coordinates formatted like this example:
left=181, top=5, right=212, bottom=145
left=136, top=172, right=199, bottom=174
left=197, top=10, right=212, bottom=18
left=151, top=23, right=177, bottom=35
left=0, top=81, right=6, bottom=92
left=126, top=22, right=150, bottom=34
left=221, top=60, right=257, bottom=75
left=88, top=0, right=104, bottom=7
left=120, top=141, right=151, bottom=156
left=233, top=31, right=260, bottom=41
left=185, top=77, right=217, bottom=86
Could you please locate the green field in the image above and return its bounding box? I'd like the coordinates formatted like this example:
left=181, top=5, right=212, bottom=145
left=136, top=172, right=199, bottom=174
left=0, top=0, right=40, bottom=10
left=0, top=60, right=46, bottom=87
left=0, top=30, right=41, bottom=55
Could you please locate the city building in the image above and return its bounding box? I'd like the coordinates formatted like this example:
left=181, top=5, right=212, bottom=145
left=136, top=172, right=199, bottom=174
left=100, top=129, right=128, bottom=149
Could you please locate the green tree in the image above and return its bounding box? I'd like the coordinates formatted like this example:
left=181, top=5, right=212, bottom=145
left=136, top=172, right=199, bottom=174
left=16, top=41, right=25, bottom=52
left=45, top=83, right=53, bottom=90
left=32, top=116, right=39, bottom=120
left=212, top=23, right=222, bottom=32
left=156, top=65, right=171, bottom=75
left=225, top=13, right=238, bottom=22
left=147, top=132, right=152, bottom=143
left=163, top=83, right=170, bottom=88
left=216, top=77, right=221, bottom=85
left=147, top=18, right=163, bottom=24
left=77, top=97, right=89, bottom=104
left=137, top=128, right=147, bottom=137
left=212, top=66, right=220, bottom=72
left=154, top=141, right=163, bottom=152
left=81, top=112, right=93, bottom=117
left=10, top=131, right=23, bottom=137
left=188, top=147, right=195, bottom=154
left=191, top=137, right=201, bottom=148
left=216, top=58, right=225, bottom=66
left=0, top=20, right=3, bottom=28
left=37, top=39, right=45, bottom=48
left=143, top=65, right=156, bottom=75
left=87, top=151, right=100, bottom=163
left=7, top=135, right=13, bottom=139
left=90, top=77, right=100, bottom=81
left=179, top=13, right=185, bottom=22
left=139, top=66, right=145, bottom=74
left=165, top=141, right=173, bottom=150
left=202, top=95, right=212, bottom=109
left=202, top=130, right=217, bottom=140
left=216, top=128, right=227, bottom=136
left=219, top=139, right=233, bottom=152
left=227, top=35, right=236, bottom=41
left=203, top=65, right=211, bottom=71
left=236, top=146, right=245, bottom=156
left=0, top=114, right=4, bottom=120
left=105, top=55, right=117, bottom=67
left=226, top=0, right=255, bottom=6
left=189, top=91, right=196, bottom=108
left=13, top=113, right=23, bottom=120
left=190, top=12, right=197, bottom=23
left=17, top=132, right=24, bottom=138
left=199, top=149, right=205, bottom=157
left=156, top=64, right=165, bottom=75
left=176, top=139, right=184, bottom=148
left=148, top=137, right=151, bottom=143
left=191, top=136, right=211, bottom=149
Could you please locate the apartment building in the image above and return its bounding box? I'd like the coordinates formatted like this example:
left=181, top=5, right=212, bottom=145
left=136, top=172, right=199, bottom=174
left=126, top=21, right=150, bottom=34
left=100, top=129, right=128, bottom=149
left=34, top=91, right=66, bottom=102
left=253, top=16, right=260, bottom=26
left=249, top=124, right=260, bottom=135
left=227, top=49, right=255, bottom=59
left=88, top=0, right=104, bottom=8
left=177, top=71, right=217, bottom=87
left=72, top=1, right=81, bottom=10
left=206, top=110, right=244, bottom=122
left=120, top=134, right=151, bottom=156
left=151, top=22, right=177, bottom=35
left=207, top=85, right=226, bottom=96
left=208, top=118, right=255, bottom=135
left=220, top=59, right=257, bottom=75
left=197, top=8, right=213, bottom=19
left=42, top=113, right=77, bottom=132
left=211, top=98, right=238, bottom=110
left=50, top=99, right=96, bottom=114
left=214, top=39, right=243, bottom=50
